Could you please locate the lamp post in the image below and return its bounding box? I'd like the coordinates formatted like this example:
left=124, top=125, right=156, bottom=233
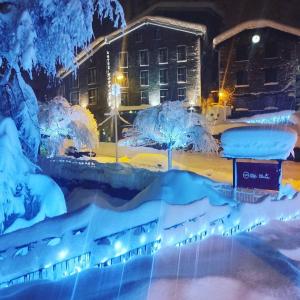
left=112, top=72, right=124, bottom=163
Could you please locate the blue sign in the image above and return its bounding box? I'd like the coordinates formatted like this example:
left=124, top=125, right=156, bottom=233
left=236, top=161, right=281, bottom=191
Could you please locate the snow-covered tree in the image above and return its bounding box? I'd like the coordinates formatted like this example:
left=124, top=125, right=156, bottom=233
left=0, top=0, right=124, bottom=162
left=0, top=115, right=66, bottom=234
left=39, top=97, right=99, bottom=157
left=122, top=101, right=218, bottom=170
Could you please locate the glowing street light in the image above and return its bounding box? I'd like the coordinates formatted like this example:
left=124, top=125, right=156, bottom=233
left=98, top=70, right=130, bottom=163
left=252, top=34, right=260, bottom=44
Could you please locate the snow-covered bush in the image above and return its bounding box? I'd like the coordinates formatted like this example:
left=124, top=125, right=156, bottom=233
left=0, top=116, right=66, bottom=234
left=39, top=97, right=99, bottom=157
left=122, top=101, right=218, bottom=169
left=0, top=0, right=124, bottom=161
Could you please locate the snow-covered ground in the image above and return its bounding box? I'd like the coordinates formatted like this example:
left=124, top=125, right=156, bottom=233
left=1, top=219, right=300, bottom=299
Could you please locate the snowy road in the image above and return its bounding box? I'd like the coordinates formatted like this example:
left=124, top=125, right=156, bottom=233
left=94, top=149, right=300, bottom=189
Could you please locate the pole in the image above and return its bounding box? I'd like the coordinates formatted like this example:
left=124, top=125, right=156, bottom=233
left=114, top=94, right=118, bottom=163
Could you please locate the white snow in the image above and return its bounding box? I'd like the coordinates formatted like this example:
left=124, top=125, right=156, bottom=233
left=229, top=110, right=296, bottom=125
left=221, top=126, right=297, bottom=159
left=0, top=116, right=66, bottom=233
left=1, top=185, right=300, bottom=298
left=121, top=101, right=217, bottom=169
left=39, top=97, right=99, bottom=157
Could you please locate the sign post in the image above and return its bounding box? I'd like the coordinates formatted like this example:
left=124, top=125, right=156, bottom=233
left=232, top=159, right=282, bottom=191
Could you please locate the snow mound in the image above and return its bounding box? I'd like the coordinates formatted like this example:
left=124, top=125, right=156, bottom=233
left=129, top=170, right=237, bottom=208
left=0, top=116, right=66, bottom=234
left=221, top=126, right=297, bottom=159
left=230, top=110, right=295, bottom=125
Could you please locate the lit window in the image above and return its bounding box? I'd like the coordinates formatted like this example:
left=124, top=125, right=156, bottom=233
left=159, top=48, right=168, bottom=64
left=177, top=45, right=187, bottom=62
left=139, top=50, right=149, bottom=66
left=121, top=92, right=129, bottom=105
left=236, top=70, right=248, bottom=86
left=140, top=70, right=149, bottom=86
left=119, top=52, right=128, bottom=68
left=70, top=91, right=79, bottom=105
left=178, top=88, right=186, bottom=101
left=236, top=44, right=249, bottom=61
left=160, top=89, right=168, bottom=102
left=177, top=66, right=187, bottom=83
left=71, top=74, right=79, bottom=88
left=265, top=68, right=278, bottom=83
left=159, top=69, right=168, bottom=85
left=265, top=42, right=278, bottom=58
left=141, top=90, right=149, bottom=104
left=88, top=68, right=96, bottom=84
left=88, top=88, right=97, bottom=105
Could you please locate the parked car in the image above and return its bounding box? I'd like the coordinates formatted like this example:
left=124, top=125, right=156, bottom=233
left=65, top=146, right=96, bottom=158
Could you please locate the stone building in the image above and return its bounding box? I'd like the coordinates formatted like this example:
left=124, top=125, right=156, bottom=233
left=58, top=16, right=206, bottom=126
left=213, top=20, right=300, bottom=116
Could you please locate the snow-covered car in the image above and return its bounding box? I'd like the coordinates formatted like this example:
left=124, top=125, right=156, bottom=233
left=65, top=146, right=96, bottom=158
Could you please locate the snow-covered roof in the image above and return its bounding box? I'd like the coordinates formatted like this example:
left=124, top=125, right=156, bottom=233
left=213, top=19, right=300, bottom=47
left=105, top=16, right=206, bottom=45
left=58, top=16, right=206, bottom=79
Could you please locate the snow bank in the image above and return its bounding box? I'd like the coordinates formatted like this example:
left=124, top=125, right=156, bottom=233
left=2, top=222, right=300, bottom=299
left=229, top=110, right=296, bottom=125
left=0, top=116, right=66, bottom=234
left=221, top=126, right=297, bottom=159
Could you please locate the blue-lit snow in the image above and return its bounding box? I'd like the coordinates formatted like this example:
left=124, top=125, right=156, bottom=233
left=0, top=116, right=66, bottom=233
left=2, top=221, right=300, bottom=299
left=221, top=126, right=297, bottom=159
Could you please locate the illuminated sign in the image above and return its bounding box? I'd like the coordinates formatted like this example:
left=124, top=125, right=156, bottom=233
left=235, top=161, right=281, bottom=191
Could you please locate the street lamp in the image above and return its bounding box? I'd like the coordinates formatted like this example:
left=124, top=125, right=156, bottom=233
left=112, top=72, right=123, bottom=163
left=99, top=71, right=130, bottom=164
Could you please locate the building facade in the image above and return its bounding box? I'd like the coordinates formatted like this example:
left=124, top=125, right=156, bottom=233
left=58, top=17, right=206, bottom=127
left=213, top=20, right=300, bottom=115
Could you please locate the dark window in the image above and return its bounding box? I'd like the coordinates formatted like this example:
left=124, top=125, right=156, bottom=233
left=140, top=90, right=149, bottom=104
left=136, top=31, right=142, bottom=43
left=160, top=89, right=168, bottom=102
left=139, top=50, right=149, bottom=66
left=178, top=88, right=186, bottom=101
left=236, top=70, right=248, bottom=86
left=236, top=44, right=249, bottom=61
left=70, top=91, right=79, bottom=105
left=177, top=66, right=187, bottom=83
left=119, top=52, right=128, bottom=68
left=154, top=28, right=161, bottom=40
left=177, top=45, right=187, bottom=62
left=88, top=68, right=96, bottom=84
left=140, top=70, right=149, bottom=86
left=159, top=69, right=168, bottom=85
left=159, top=48, right=168, bottom=64
left=265, top=42, right=278, bottom=58
left=71, top=74, right=79, bottom=88
left=121, top=92, right=129, bottom=105
left=88, top=88, right=97, bottom=105
left=265, top=68, right=278, bottom=83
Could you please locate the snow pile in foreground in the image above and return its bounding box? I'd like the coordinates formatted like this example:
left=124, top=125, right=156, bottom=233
left=66, top=170, right=236, bottom=212
left=221, top=126, right=297, bottom=159
left=1, top=219, right=300, bottom=300
left=0, top=116, right=66, bottom=234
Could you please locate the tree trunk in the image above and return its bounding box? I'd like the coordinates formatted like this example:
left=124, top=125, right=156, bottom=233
left=167, top=144, right=172, bottom=170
